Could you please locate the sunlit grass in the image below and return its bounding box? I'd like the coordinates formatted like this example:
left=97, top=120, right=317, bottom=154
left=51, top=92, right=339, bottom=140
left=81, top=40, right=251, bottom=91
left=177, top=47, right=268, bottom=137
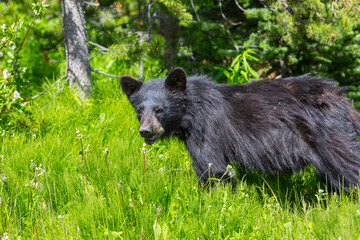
left=0, top=77, right=360, bottom=239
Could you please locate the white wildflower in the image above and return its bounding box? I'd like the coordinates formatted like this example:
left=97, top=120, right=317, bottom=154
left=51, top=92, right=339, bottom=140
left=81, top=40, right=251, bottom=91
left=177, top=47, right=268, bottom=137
left=141, top=143, right=147, bottom=153
left=103, top=148, right=109, bottom=156
left=1, top=174, right=7, bottom=182
left=2, top=232, right=9, bottom=240
left=226, top=165, right=236, bottom=178
left=41, top=198, right=47, bottom=210
left=85, top=144, right=91, bottom=152
left=3, top=69, right=9, bottom=79
left=30, top=160, right=36, bottom=169
left=228, top=170, right=236, bottom=178
left=76, top=129, right=83, bottom=139
left=35, top=167, right=45, bottom=177
left=157, top=206, right=161, bottom=215
left=31, top=178, right=39, bottom=188
left=226, top=165, right=233, bottom=171
left=13, top=90, right=21, bottom=99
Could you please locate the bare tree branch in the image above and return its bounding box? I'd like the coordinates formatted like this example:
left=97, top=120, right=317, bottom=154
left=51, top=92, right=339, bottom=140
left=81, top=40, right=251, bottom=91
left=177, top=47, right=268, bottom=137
left=147, top=1, right=155, bottom=22
left=91, top=49, right=108, bottom=55
left=234, top=0, right=247, bottom=12
left=284, top=14, right=290, bottom=36
left=145, top=3, right=157, bottom=42
left=258, top=0, right=275, bottom=11
left=218, top=0, right=242, bottom=25
left=31, top=74, right=68, bottom=100
left=226, top=29, right=241, bottom=52
left=88, top=41, right=110, bottom=51
left=281, top=1, right=305, bottom=24
left=190, top=0, right=200, bottom=21
left=131, top=2, right=157, bottom=47
left=92, top=68, right=120, bottom=78
left=0, top=0, right=11, bottom=16
left=14, top=15, right=37, bottom=67
left=84, top=1, right=100, bottom=7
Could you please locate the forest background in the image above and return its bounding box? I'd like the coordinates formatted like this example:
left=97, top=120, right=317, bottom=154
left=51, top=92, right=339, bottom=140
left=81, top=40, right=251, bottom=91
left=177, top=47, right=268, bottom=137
left=1, top=0, right=360, bottom=239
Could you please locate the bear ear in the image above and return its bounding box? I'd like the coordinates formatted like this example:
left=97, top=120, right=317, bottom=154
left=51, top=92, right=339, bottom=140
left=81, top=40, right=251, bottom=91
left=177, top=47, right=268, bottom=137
left=165, top=68, right=187, bottom=92
left=120, top=76, right=143, bottom=98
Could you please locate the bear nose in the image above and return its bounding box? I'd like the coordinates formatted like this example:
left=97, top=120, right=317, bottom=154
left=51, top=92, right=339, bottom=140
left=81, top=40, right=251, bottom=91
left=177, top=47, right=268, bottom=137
left=139, top=127, right=153, bottom=138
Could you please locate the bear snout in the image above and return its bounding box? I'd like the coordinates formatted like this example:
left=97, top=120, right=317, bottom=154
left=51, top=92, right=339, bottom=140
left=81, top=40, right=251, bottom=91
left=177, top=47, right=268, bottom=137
left=138, top=113, right=164, bottom=143
left=139, top=127, right=153, bottom=138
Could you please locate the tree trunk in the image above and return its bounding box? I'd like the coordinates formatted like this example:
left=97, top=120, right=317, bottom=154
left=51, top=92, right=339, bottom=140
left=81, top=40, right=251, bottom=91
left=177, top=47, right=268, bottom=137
left=158, top=11, right=180, bottom=70
left=61, top=0, right=92, bottom=97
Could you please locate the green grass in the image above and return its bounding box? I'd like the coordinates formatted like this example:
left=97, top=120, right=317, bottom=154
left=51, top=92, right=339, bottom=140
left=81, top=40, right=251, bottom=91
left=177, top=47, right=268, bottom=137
left=1, top=77, right=360, bottom=239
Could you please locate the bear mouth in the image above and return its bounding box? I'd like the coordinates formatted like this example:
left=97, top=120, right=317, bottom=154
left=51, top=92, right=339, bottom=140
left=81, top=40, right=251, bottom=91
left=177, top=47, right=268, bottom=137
left=144, top=134, right=161, bottom=145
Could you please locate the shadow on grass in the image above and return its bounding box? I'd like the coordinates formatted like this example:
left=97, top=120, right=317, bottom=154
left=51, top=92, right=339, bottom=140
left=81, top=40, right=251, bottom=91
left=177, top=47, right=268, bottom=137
left=231, top=164, right=360, bottom=209
left=237, top=165, right=322, bottom=203
left=199, top=164, right=352, bottom=209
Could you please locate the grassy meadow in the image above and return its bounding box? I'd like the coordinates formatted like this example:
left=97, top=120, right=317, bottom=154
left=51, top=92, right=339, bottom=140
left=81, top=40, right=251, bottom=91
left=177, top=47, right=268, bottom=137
left=1, top=77, right=360, bottom=239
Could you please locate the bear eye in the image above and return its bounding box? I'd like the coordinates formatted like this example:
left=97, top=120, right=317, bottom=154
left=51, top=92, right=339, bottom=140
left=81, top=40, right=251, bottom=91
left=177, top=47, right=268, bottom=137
left=154, top=107, right=164, bottom=114
left=136, top=107, right=144, bottom=115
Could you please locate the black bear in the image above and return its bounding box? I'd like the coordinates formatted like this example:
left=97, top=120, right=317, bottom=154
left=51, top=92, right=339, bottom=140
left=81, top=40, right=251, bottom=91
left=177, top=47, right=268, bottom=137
left=121, top=68, right=360, bottom=190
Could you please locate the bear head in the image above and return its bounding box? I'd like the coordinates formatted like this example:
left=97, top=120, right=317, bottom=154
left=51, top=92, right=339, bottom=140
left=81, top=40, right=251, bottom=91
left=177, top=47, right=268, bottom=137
left=121, top=68, right=188, bottom=144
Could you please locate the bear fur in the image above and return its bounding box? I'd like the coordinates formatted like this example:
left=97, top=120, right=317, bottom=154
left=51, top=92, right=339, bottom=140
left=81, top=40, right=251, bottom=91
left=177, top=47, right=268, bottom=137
left=121, top=68, right=360, bottom=190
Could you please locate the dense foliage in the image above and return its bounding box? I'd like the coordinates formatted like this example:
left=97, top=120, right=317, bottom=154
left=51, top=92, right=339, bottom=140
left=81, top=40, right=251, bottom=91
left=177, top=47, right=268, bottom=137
left=2, top=1, right=360, bottom=105
left=0, top=1, right=48, bottom=134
